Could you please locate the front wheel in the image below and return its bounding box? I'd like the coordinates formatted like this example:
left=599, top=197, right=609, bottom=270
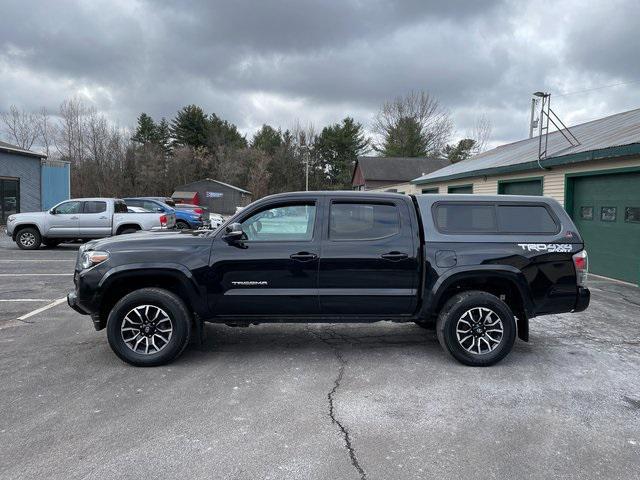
left=16, top=227, right=42, bottom=250
left=436, top=291, right=516, bottom=366
left=106, top=288, right=192, bottom=366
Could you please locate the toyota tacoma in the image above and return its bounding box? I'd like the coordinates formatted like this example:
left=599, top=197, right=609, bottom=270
left=67, top=192, right=590, bottom=367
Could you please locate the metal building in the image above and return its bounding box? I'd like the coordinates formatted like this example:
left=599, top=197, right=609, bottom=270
left=172, top=178, right=252, bottom=215
left=0, top=141, right=70, bottom=224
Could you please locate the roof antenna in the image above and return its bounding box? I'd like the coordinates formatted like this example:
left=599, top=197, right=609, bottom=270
left=531, top=92, right=580, bottom=167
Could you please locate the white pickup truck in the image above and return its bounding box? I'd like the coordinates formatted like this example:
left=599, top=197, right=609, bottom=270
left=5, top=197, right=176, bottom=250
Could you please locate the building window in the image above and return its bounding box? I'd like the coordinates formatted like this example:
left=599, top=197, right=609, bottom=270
left=580, top=206, right=594, bottom=220
left=0, top=178, right=20, bottom=224
left=625, top=207, right=640, bottom=223
left=601, top=207, right=617, bottom=222
left=447, top=184, right=473, bottom=194
left=421, top=188, right=438, bottom=194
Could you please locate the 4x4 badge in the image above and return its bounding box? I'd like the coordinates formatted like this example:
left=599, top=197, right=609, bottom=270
left=517, top=243, right=572, bottom=253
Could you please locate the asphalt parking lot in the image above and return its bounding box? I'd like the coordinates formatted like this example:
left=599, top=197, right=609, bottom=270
left=0, top=234, right=638, bottom=480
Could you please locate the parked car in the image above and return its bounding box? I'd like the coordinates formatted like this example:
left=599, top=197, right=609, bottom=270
left=127, top=206, right=152, bottom=213
left=173, top=203, right=208, bottom=230
left=6, top=198, right=175, bottom=250
left=124, top=197, right=199, bottom=230
left=68, top=192, right=590, bottom=367
left=174, top=203, right=224, bottom=229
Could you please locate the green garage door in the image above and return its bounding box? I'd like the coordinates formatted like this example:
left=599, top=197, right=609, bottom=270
left=570, top=171, right=640, bottom=285
left=498, top=178, right=543, bottom=196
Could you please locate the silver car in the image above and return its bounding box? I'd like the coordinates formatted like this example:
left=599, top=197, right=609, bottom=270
left=5, top=197, right=175, bottom=250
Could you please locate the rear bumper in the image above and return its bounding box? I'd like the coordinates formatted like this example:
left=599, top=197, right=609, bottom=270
left=574, top=286, right=590, bottom=312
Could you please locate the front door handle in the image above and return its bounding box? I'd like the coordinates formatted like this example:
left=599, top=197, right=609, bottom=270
left=99, top=216, right=108, bottom=220
left=381, top=251, right=408, bottom=261
left=290, top=252, right=318, bottom=262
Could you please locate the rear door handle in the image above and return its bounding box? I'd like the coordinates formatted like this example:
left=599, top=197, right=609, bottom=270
left=290, top=252, right=318, bottom=262
left=70, top=216, right=79, bottom=220
left=381, top=251, right=408, bottom=261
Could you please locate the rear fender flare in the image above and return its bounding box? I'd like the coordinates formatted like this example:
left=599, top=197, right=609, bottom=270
left=424, top=265, right=535, bottom=319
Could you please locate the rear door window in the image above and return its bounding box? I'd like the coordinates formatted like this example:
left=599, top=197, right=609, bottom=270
left=330, top=203, right=400, bottom=240
left=83, top=201, right=107, bottom=214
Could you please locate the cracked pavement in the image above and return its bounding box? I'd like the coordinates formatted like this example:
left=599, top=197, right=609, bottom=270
left=0, top=235, right=639, bottom=479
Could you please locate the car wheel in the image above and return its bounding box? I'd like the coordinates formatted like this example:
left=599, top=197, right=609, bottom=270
left=176, top=220, right=190, bottom=230
left=42, top=238, right=62, bottom=248
left=106, top=288, right=192, bottom=367
left=16, top=227, right=42, bottom=250
left=436, top=290, right=516, bottom=367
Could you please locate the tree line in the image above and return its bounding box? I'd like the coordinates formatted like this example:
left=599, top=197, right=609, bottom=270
left=0, top=91, right=491, bottom=200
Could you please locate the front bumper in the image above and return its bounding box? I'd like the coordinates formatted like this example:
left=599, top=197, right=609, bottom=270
left=574, top=286, right=590, bottom=312
left=67, top=292, right=89, bottom=315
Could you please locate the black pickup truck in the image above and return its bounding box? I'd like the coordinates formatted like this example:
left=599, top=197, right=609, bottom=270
left=68, top=191, right=590, bottom=367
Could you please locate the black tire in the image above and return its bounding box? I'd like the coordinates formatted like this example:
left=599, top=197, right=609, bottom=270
left=436, top=291, right=516, bottom=367
left=42, top=238, right=62, bottom=248
left=118, top=227, right=139, bottom=235
left=106, top=288, right=192, bottom=367
left=16, top=227, right=42, bottom=250
left=175, top=220, right=190, bottom=230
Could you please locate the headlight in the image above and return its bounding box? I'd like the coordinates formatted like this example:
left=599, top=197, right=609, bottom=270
left=80, top=250, right=109, bottom=269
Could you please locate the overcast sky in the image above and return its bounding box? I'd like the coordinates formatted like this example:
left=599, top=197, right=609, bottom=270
left=1, top=0, right=639, bottom=148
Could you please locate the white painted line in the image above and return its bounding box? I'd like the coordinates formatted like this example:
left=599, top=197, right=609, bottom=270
left=0, top=299, right=53, bottom=302
left=0, top=273, right=73, bottom=276
left=17, top=298, right=67, bottom=321
left=0, top=259, right=74, bottom=262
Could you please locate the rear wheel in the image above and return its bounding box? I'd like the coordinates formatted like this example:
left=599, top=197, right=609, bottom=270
left=106, top=288, right=192, bottom=367
left=436, top=291, right=516, bottom=366
left=176, top=220, right=190, bottom=230
left=16, top=227, right=41, bottom=250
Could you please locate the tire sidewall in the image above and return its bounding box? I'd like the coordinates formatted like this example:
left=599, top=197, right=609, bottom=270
left=438, top=292, right=516, bottom=366
left=17, top=228, right=41, bottom=250
left=176, top=221, right=189, bottom=230
left=106, top=288, right=191, bottom=366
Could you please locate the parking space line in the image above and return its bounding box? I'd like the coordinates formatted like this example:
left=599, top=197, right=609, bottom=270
left=0, top=299, right=53, bottom=302
left=17, top=298, right=67, bottom=321
left=0, top=259, right=74, bottom=262
left=0, top=273, right=73, bottom=276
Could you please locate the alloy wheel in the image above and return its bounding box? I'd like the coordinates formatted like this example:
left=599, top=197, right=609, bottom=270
left=20, top=232, right=36, bottom=247
left=455, top=307, right=504, bottom=355
left=120, top=305, right=173, bottom=355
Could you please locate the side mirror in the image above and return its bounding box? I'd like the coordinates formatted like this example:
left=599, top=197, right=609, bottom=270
left=156, top=207, right=164, bottom=213
left=49, top=209, right=56, bottom=215
left=223, top=223, right=244, bottom=242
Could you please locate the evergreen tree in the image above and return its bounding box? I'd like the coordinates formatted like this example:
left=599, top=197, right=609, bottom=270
left=315, top=117, right=370, bottom=188
left=376, top=116, right=428, bottom=157
left=251, top=124, right=283, bottom=155
left=156, top=117, right=172, bottom=155
left=131, top=113, right=158, bottom=144
left=206, top=113, right=247, bottom=150
left=442, top=138, right=476, bottom=163
left=170, top=105, right=208, bottom=148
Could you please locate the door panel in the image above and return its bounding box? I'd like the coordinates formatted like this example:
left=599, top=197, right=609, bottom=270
left=209, top=202, right=320, bottom=315
left=47, top=201, right=81, bottom=237
left=79, top=201, right=111, bottom=237
left=319, top=200, right=419, bottom=315
left=571, top=172, right=640, bottom=285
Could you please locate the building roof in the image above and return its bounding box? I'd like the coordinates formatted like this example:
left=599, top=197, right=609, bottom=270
left=0, top=140, right=47, bottom=159
left=353, top=156, right=450, bottom=184
left=177, top=178, right=252, bottom=195
left=413, top=107, right=640, bottom=184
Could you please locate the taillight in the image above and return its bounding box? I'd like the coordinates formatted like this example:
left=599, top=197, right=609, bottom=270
left=160, top=214, right=167, bottom=227
left=572, top=250, right=588, bottom=286
left=194, top=208, right=204, bottom=215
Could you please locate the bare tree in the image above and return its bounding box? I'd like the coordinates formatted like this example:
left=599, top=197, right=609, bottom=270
left=468, top=114, right=492, bottom=154
left=0, top=105, right=39, bottom=150
left=36, top=107, right=56, bottom=157
left=372, top=91, right=453, bottom=157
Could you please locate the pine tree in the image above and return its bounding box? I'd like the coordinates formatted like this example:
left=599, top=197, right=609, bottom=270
left=131, top=113, right=158, bottom=144
left=170, top=105, right=208, bottom=148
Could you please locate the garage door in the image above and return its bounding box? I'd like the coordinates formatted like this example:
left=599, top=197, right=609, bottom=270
left=570, top=171, right=640, bottom=285
left=498, top=178, right=543, bottom=196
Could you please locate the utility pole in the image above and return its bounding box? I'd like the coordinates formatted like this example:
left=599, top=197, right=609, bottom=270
left=529, top=98, right=538, bottom=139
left=304, top=147, right=309, bottom=191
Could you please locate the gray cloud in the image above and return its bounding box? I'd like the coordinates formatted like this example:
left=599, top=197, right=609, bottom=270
left=1, top=0, right=639, bottom=148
